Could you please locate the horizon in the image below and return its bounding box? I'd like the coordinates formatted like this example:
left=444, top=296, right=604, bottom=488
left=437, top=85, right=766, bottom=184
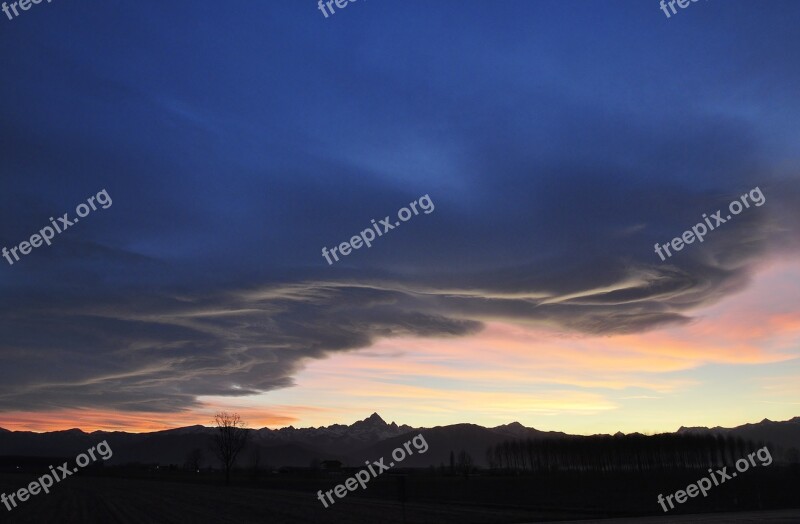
left=2, top=1, right=799, bottom=442
left=2, top=412, right=797, bottom=437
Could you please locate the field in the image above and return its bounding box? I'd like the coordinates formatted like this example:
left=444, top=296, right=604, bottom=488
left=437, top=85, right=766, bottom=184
left=1, top=470, right=799, bottom=524
left=0, top=474, right=586, bottom=524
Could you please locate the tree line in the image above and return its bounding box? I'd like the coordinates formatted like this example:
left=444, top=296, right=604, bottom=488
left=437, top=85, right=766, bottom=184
left=485, top=433, right=765, bottom=473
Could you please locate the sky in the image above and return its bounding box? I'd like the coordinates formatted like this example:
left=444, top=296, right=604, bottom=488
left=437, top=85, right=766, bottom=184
left=0, top=0, right=798, bottom=434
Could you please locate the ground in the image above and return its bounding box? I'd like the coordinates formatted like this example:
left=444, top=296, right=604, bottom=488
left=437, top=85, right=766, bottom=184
left=1, top=474, right=798, bottom=524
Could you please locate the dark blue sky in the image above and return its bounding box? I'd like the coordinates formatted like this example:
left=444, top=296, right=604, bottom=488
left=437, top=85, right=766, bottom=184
left=0, top=1, right=798, bottom=424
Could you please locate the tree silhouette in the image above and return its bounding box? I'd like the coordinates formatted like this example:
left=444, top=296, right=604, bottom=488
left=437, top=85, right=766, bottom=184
left=212, top=412, right=249, bottom=485
left=486, top=433, right=759, bottom=474
left=184, top=448, right=203, bottom=472
left=456, top=449, right=474, bottom=476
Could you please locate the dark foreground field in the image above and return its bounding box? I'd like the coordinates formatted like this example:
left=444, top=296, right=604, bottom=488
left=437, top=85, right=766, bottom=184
left=549, top=511, right=800, bottom=524
left=0, top=474, right=586, bottom=524
left=0, top=471, right=798, bottom=524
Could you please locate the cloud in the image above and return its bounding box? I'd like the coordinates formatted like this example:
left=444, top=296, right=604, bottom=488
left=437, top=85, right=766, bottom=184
left=0, top=281, right=481, bottom=412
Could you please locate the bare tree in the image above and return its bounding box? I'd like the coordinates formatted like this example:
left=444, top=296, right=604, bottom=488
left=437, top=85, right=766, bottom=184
left=184, top=448, right=203, bottom=472
left=485, top=447, right=496, bottom=469
left=212, top=412, right=249, bottom=485
left=457, top=449, right=474, bottom=476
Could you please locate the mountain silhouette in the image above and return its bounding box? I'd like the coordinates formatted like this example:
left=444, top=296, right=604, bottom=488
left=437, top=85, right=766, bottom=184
left=0, top=414, right=797, bottom=468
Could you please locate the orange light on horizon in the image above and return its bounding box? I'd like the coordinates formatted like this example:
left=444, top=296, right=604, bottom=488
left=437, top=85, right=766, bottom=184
left=0, top=405, right=317, bottom=433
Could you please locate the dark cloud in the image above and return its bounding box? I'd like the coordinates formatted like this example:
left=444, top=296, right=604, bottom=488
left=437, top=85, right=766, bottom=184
left=0, top=282, right=481, bottom=411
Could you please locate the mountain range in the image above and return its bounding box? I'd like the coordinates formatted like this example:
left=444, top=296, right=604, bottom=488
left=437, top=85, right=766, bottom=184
left=1, top=414, right=798, bottom=469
